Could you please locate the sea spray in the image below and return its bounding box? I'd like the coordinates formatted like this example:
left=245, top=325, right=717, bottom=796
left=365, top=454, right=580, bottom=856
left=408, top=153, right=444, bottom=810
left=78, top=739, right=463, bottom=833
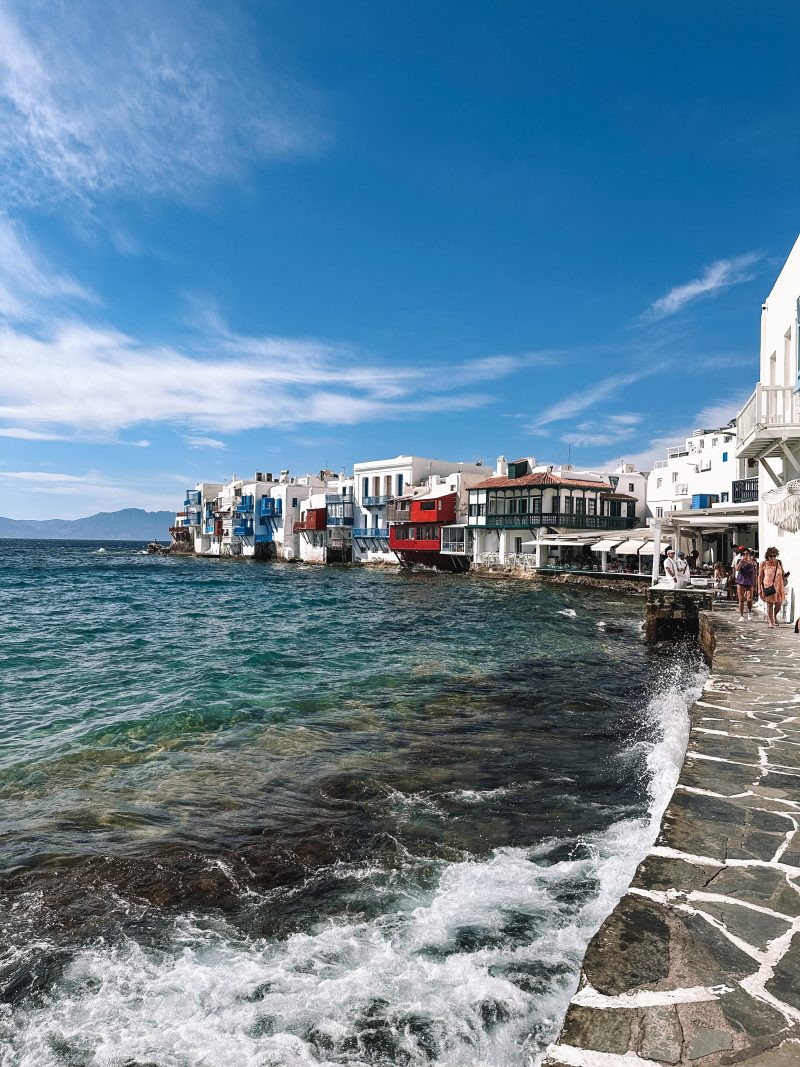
left=0, top=541, right=702, bottom=1066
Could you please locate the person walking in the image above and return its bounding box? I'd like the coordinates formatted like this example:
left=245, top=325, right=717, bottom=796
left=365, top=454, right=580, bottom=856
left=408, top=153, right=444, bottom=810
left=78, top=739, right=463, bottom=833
left=758, top=547, right=785, bottom=628
left=735, top=549, right=756, bottom=621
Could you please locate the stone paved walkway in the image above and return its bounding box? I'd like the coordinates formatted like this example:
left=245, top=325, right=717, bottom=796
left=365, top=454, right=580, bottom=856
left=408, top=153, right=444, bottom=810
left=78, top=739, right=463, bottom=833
left=545, top=604, right=800, bottom=1066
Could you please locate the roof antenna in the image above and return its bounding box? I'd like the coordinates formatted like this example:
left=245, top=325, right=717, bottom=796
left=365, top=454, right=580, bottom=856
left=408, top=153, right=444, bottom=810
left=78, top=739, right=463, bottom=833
left=567, top=442, right=572, bottom=466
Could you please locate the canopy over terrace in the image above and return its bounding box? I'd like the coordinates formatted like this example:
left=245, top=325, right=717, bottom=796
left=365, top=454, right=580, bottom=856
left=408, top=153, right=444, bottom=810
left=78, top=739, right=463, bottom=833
left=526, top=532, right=652, bottom=576
left=661, top=503, right=759, bottom=564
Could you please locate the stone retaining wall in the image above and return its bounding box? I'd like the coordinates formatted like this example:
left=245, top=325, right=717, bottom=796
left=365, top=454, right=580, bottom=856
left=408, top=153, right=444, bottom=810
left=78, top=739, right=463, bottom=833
left=544, top=606, right=800, bottom=1066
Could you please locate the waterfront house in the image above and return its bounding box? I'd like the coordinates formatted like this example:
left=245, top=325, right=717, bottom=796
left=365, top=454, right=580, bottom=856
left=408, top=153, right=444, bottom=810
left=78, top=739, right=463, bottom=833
left=353, top=455, right=486, bottom=564
left=467, top=456, right=644, bottom=570
left=388, top=469, right=484, bottom=571
left=736, top=234, right=800, bottom=621
left=295, top=472, right=355, bottom=564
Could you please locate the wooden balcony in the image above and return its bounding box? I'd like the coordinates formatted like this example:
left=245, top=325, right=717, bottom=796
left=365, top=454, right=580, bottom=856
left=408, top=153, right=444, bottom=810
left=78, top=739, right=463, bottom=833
left=471, top=513, right=638, bottom=530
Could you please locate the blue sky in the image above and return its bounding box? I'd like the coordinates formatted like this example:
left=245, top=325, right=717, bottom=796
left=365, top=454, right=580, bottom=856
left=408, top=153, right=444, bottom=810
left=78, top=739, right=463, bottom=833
left=0, top=0, right=798, bottom=518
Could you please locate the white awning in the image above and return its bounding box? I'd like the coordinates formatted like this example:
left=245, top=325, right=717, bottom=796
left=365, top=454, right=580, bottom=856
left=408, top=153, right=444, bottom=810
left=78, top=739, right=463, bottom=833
left=663, top=514, right=758, bottom=527
left=592, top=539, right=624, bottom=552
left=615, top=539, right=654, bottom=554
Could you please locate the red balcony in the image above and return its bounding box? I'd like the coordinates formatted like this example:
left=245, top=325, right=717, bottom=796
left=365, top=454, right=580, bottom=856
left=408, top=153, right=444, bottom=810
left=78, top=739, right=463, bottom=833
left=409, top=493, right=457, bottom=525
left=293, top=507, right=327, bottom=533
left=389, top=523, right=442, bottom=551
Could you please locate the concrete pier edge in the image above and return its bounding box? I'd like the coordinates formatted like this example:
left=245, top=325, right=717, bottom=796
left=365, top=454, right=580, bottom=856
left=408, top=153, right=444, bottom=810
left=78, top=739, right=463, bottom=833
left=544, top=604, right=800, bottom=1067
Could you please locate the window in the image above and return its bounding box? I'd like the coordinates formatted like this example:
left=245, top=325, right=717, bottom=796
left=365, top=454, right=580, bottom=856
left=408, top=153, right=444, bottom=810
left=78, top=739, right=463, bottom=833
left=362, top=477, right=369, bottom=497
left=396, top=473, right=404, bottom=495
left=712, top=437, right=718, bottom=446
left=721, top=492, right=729, bottom=503
left=672, top=471, right=678, bottom=483
left=587, top=498, right=596, bottom=516
left=722, top=452, right=728, bottom=462
left=420, top=500, right=436, bottom=511
left=656, top=507, right=663, bottom=518
left=292, top=498, right=298, bottom=508
left=628, top=483, right=634, bottom=492
left=656, top=477, right=662, bottom=489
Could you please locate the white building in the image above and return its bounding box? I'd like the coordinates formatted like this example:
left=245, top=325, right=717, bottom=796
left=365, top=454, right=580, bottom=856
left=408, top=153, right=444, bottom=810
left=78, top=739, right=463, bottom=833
left=736, top=234, right=800, bottom=621
left=353, top=455, right=486, bottom=564
left=465, top=456, right=649, bottom=570
left=295, top=472, right=355, bottom=564
left=187, top=470, right=329, bottom=560
left=646, top=426, right=755, bottom=519
left=645, top=425, right=759, bottom=567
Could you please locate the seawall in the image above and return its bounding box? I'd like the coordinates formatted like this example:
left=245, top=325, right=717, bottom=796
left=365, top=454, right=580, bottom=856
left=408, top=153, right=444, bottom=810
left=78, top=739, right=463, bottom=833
left=545, top=606, right=800, bottom=1066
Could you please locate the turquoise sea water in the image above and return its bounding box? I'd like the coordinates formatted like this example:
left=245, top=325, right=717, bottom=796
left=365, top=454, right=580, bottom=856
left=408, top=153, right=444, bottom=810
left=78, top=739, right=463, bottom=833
left=0, top=540, right=700, bottom=1066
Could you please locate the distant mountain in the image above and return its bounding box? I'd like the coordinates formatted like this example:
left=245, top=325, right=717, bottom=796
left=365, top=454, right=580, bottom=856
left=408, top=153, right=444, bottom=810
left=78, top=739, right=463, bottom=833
left=0, top=508, right=175, bottom=542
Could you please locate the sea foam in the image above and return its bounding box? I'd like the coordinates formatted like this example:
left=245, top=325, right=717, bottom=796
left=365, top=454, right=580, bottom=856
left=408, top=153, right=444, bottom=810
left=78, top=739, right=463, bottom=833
left=1, top=666, right=701, bottom=1067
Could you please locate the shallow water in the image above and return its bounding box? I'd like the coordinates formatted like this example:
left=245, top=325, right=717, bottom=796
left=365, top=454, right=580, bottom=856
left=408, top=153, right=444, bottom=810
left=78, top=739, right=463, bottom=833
left=0, top=540, right=701, bottom=1066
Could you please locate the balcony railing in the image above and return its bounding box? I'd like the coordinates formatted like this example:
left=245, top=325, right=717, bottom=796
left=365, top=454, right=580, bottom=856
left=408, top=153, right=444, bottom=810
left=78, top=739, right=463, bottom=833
left=470, top=513, right=638, bottom=530
left=327, top=516, right=355, bottom=526
left=184, top=491, right=201, bottom=507
left=352, top=528, right=389, bottom=538
left=675, top=484, right=689, bottom=496
left=667, top=446, right=689, bottom=458
left=732, top=477, right=759, bottom=503
left=258, top=497, right=281, bottom=517
left=652, top=459, right=669, bottom=469
left=234, top=496, right=254, bottom=513
left=326, top=493, right=354, bottom=503
left=736, top=383, right=800, bottom=456
left=232, top=524, right=253, bottom=536
left=363, top=495, right=390, bottom=506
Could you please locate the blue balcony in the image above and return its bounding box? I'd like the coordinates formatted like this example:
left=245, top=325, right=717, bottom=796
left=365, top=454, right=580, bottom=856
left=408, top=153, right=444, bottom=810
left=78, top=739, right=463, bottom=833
left=258, top=497, right=282, bottom=518
left=353, top=528, right=389, bottom=538
left=203, top=502, right=215, bottom=517
left=235, top=495, right=254, bottom=513
left=363, top=495, right=390, bottom=507
left=232, top=523, right=254, bottom=537
left=203, top=522, right=215, bottom=534
left=185, top=490, right=201, bottom=507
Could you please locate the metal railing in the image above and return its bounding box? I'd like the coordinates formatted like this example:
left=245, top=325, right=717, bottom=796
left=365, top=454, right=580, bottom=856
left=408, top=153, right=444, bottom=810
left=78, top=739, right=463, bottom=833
left=362, top=495, right=390, bottom=506
left=352, top=528, right=389, bottom=538
left=471, top=513, right=637, bottom=530
left=732, top=477, right=759, bottom=503
left=736, top=384, right=800, bottom=450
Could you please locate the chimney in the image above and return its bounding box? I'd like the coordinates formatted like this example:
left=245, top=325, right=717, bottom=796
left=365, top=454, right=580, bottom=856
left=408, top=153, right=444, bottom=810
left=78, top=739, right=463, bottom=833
left=495, top=454, right=507, bottom=477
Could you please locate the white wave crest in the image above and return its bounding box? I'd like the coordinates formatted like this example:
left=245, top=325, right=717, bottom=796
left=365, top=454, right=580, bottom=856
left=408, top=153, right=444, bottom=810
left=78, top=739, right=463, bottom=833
left=1, top=669, right=701, bottom=1067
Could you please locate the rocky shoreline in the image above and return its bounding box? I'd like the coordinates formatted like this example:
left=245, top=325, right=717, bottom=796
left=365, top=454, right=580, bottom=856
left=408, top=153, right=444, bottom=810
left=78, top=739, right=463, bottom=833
left=545, top=605, right=800, bottom=1066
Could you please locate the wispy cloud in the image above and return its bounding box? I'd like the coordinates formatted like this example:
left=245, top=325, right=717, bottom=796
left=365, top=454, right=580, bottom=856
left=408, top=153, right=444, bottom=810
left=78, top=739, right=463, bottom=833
left=0, top=317, right=521, bottom=441
left=527, top=370, right=653, bottom=431
left=644, top=253, right=762, bottom=322
left=561, top=412, right=643, bottom=448
left=0, top=0, right=323, bottom=207
left=0, top=214, right=92, bottom=321
left=184, top=435, right=226, bottom=450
